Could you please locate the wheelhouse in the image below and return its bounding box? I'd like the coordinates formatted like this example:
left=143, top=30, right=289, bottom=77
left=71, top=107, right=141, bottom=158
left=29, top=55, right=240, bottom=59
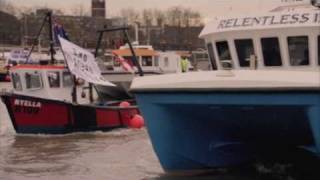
left=200, top=5, right=320, bottom=71
left=9, top=65, right=82, bottom=102
left=100, top=45, right=182, bottom=74
left=111, top=45, right=160, bottom=71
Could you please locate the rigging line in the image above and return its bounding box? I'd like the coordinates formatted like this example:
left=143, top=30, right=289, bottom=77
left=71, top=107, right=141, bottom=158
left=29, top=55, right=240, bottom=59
left=25, top=13, right=49, bottom=64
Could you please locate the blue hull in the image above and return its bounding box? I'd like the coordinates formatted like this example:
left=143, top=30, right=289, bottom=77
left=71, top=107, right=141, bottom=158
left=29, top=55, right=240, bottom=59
left=135, top=92, right=320, bottom=172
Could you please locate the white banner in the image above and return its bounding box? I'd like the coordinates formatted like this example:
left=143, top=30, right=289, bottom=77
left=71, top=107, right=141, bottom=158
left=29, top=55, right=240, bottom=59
left=7, top=49, right=33, bottom=64
left=59, top=36, right=115, bottom=87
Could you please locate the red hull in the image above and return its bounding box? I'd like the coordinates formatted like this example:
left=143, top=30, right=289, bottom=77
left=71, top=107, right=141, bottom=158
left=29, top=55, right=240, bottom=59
left=1, top=93, right=140, bottom=134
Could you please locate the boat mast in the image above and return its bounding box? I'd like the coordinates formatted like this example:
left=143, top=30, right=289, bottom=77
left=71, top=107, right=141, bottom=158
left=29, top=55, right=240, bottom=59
left=47, top=12, right=55, bottom=64
left=123, top=29, right=144, bottom=76
left=26, top=12, right=53, bottom=64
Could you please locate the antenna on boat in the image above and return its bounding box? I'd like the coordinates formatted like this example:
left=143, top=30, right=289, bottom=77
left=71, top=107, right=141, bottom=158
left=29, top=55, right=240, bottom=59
left=96, top=26, right=144, bottom=77
left=25, top=11, right=55, bottom=65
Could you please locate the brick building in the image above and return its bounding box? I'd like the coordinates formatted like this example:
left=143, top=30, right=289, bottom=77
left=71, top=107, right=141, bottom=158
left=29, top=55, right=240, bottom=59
left=92, top=0, right=106, bottom=18
left=0, top=11, right=21, bottom=45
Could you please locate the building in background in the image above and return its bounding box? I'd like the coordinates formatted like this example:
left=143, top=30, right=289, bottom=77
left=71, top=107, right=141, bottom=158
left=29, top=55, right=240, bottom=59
left=0, top=11, right=21, bottom=45
left=92, top=0, right=106, bottom=18
left=0, top=0, right=205, bottom=52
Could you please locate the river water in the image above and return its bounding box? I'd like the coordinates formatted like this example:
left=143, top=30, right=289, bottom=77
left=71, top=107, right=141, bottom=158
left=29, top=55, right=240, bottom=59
left=1, top=82, right=320, bottom=180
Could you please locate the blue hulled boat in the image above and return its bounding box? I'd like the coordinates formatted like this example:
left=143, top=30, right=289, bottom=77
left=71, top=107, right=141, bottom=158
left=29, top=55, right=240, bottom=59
left=130, top=1, right=320, bottom=173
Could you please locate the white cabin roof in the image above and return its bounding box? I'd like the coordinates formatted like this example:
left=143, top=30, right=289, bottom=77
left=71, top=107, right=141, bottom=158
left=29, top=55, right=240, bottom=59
left=131, top=69, right=320, bottom=92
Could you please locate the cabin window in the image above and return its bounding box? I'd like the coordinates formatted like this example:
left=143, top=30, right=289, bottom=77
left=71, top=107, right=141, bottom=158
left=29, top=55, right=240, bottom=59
left=47, top=72, right=60, bottom=88
left=25, top=72, right=42, bottom=90
left=318, top=36, right=320, bottom=65
left=216, top=41, right=233, bottom=69
left=11, top=73, right=22, bottom=91
left=62, top=72, right=74, bottom=87
left=261, top=37, right=282, bottom=66
left=207, top=43, right=217, bottom=70
left=216, top=41, right=231, bottom=60
left=142, top=56, right=153, bottom=66
left=235, top=39, right=254, bottom=67
left=288, top=36, right=309, bottom=66
left=154, top=56, right=159, bottom=67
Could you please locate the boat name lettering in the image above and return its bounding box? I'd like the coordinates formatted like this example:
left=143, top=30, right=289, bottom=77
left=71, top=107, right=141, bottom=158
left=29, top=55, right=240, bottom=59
left=14, top=99, right=42, bottom=108
left=13, top=99, right=42, bottom=114
left=217, top=12, right=320, bottom=29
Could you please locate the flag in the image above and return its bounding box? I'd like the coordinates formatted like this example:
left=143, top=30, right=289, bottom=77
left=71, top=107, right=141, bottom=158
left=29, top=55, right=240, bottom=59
left=53, top=20, right=69, bottom=45
left=113, top=53, right=134, bottom=73
left=59, top=36, right=115, bottom=87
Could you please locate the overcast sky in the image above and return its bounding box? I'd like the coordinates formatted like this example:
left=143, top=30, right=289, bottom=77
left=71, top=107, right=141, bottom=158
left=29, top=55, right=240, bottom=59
left=8, top=0, right=310, bottom=21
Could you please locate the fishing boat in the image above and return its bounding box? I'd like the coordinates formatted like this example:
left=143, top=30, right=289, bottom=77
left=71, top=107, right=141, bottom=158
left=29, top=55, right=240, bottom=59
left=97, top=44, right=164, bottom=100
left=0, top=12, right=143, bottom=134
left=130, top=0, right=320, bottom=173
left=96, top=33, right=183, bottom=100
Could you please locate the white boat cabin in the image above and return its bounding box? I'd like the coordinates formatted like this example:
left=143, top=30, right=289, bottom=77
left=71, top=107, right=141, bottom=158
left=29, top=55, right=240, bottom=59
left=100, top=45, right=183, bottom=74
left=9, top=65, right=92, bottom=104
left=199, top=2, right=320, bottom=71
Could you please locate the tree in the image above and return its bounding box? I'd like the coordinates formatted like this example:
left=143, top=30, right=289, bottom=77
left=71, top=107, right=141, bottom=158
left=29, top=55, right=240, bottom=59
left=166, top=7, right=183, bottom=27
left=142, top=9, right=153, bottom=26
left=153, top=9, right=166, bottom=26
left=0, top=0, right=16, bottom=15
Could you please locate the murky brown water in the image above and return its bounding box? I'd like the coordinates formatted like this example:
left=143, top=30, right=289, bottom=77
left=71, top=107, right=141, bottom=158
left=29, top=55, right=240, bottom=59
left=1, top=82, right=320, bottom=180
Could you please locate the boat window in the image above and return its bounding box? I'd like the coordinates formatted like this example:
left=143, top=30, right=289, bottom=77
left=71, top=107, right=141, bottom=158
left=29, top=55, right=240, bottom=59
left=235, top=39, right=254, bottom=67
left=318, top=36, right=320, bottom=65
left=261, top=37, right=282, bottom=66
left=62, top=72, right=74, bottom=87
left=25, top=72, right=42, bottom=90
left=142, top=56, right=153, bottom=66
left=216, top=41, right=233, bottom=69
left=216, top=41, right=231, bottom=60
left=154, top=56, right=159, bottom=67
left=288, top=36, right=309, bottom=66
left=206, top=43, right=217, bottom=70
left=11, top=73, right=22, bottom=91
left=47, top=72, right=60, bottom=88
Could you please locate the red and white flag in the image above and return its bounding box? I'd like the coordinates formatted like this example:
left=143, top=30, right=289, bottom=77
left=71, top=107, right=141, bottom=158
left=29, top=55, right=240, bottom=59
left=113, top=53, right=134, bottom=73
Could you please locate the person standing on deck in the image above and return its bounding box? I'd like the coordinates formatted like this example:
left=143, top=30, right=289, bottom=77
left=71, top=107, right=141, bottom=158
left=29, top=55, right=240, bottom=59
left=180, top=56, right=189, bottom=73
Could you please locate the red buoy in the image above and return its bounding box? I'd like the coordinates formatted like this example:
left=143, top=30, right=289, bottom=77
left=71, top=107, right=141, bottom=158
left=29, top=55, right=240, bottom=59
left=120, top=101, right=131, bottom=107
left=130, top=114, right=145, bottom=129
